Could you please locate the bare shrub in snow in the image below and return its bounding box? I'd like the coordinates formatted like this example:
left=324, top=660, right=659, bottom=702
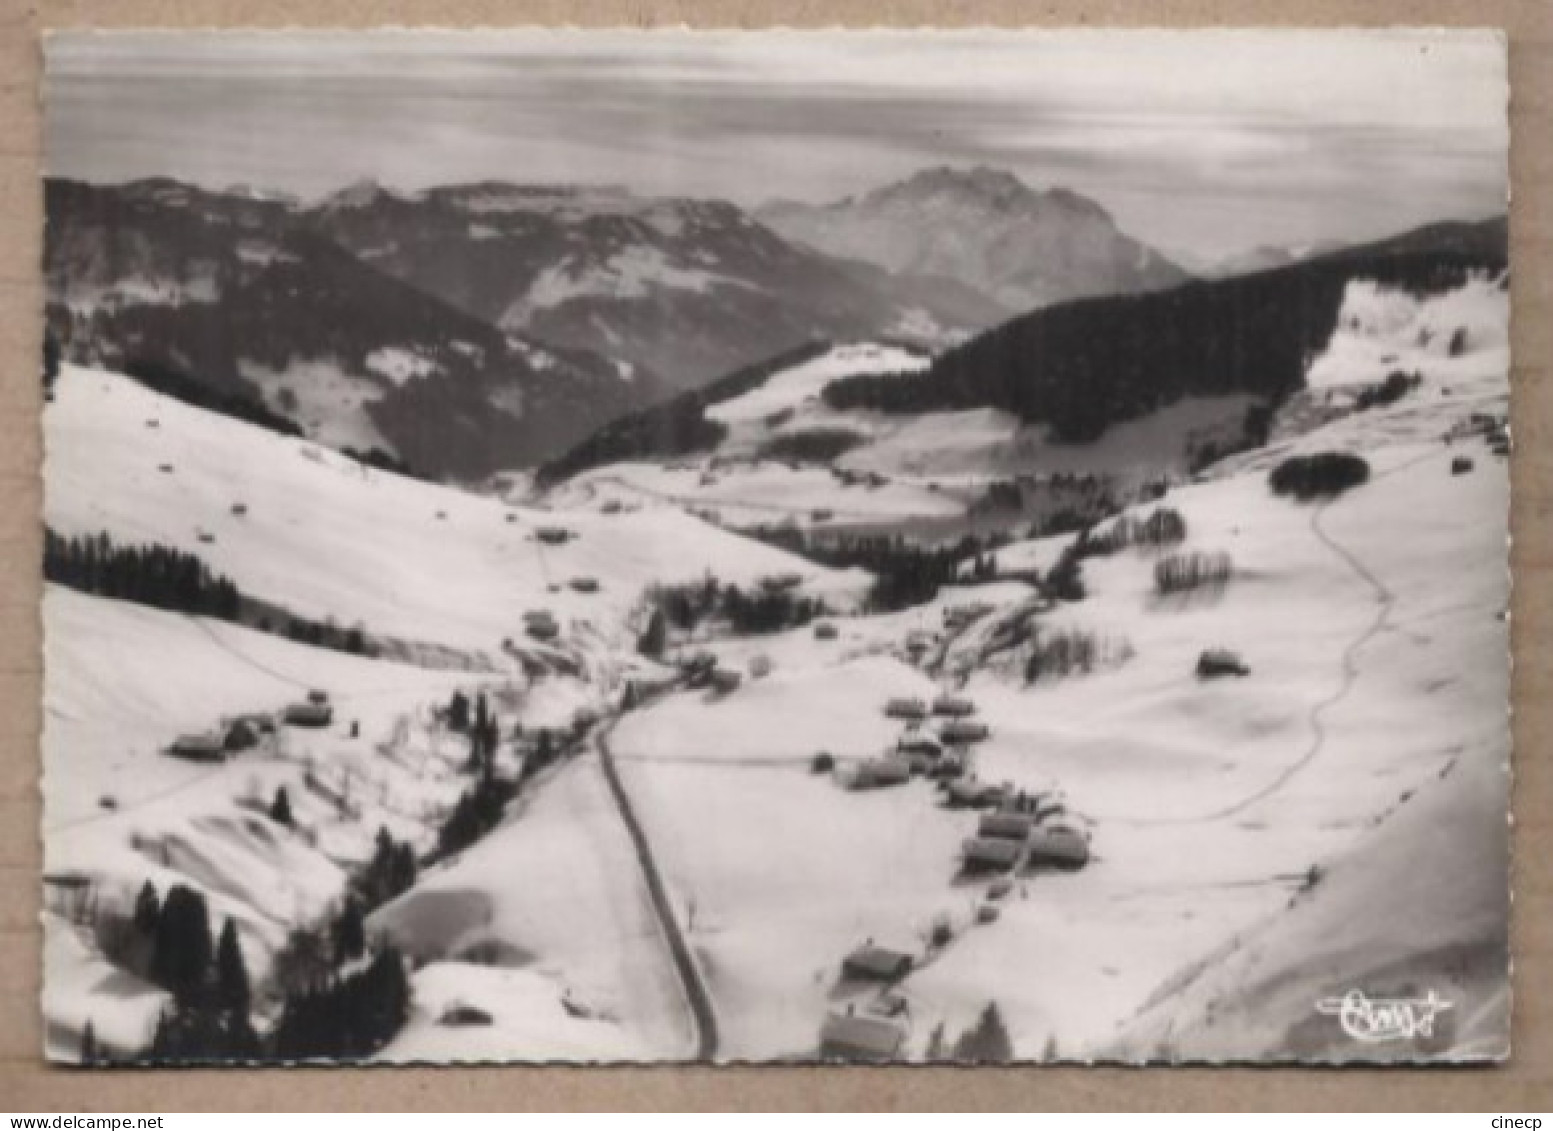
left=1154, top=550, right=1234, bottom=595
left=1023, top=627, right=1132, bottom=683
left=1098, top=507, right=1188, bottom=553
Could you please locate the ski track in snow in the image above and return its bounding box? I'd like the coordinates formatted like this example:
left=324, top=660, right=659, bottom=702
left=1100, top=448, right=1440, bottom=827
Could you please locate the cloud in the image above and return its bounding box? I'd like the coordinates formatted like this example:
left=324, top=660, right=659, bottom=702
left=44, top=29, right=1506, bottom=259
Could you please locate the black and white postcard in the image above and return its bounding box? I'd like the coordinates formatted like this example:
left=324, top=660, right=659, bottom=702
left=40, top=29, right=1510, bottom=1065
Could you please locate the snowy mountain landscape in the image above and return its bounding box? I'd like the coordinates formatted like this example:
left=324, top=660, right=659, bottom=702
left=39, top=28, right=1511, bottom=1068
left=757, top=165, right=1189, bottom=311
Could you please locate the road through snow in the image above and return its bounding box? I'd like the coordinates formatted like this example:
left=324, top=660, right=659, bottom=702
left=594, top=714, right=721, bottom=1060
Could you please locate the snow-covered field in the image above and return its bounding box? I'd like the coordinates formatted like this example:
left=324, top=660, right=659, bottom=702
left=41, top=273, right=1511, bottom=1064
left=47, top=364, right=862, bottom=657
left=590, top=277, right=1512, bottom=1061
left=41, top=363, right=851, bottom=1062
left=549, top=341, right=1263, bottom=532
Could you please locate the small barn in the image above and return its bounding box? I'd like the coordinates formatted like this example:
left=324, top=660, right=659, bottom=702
left=43, top=871, right=97, bottom=924
left=709, top=667, right=744, bottom=693
left=841, top=944, right=914, bottom=982
left=852, top=757, right=912, bottom=789
left=1196, top=649, right=1250, bottom=679
left=1027, top=825, right=1091, bottom=870
left=940, top=719, right=991, bottom=743
left=962, top=836, right=1023, bottom=873
left=928, top=755, right=966, bottom=781
left=818, top=1012, right=906, bottom=1062
left=813, top=621, right=839, bottom=641
left=897, top=734, right=943, bottom=759
left=524, top=611, right=560, bottom=641
left=979, top=812, right=1037, bottom=841
left=945, top=780, right=1004, bottom=809
left=306, top=689, right=330, bottom=706
left=222, top=717, right=262, bottom=753
left=536, top=526, right=573, bottom=545
left=932, top=694, right=977, bottom=718
left=283, top=702, right=334, bottom=728
left=884, top=696, right=928, bottom=721
left=569, top=577, right=600, bottom=593
left=166, top=733, right=227, bottom=762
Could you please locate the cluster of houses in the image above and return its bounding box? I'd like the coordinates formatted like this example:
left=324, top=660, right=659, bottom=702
left=959, top=789, right=1090, bottom=874
left=810, top=690, right=1099, bottom=1059
left=868, top=688, right=1094, bottom=874
left=883, top=694, right=990, bottom=743
left=164, top=689, right=334, bottom=763
left=846, top=694, right=987, bottom=789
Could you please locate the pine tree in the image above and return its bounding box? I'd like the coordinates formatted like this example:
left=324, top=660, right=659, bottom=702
left=150, top=885, right=213, bottom=1005
left=447, top=691, right=471, bottom=733
left=80, top=1019, right=99, bottom=1065
left=637, top=609, right=667, bottom=658
left=334, top=897, right=366, bottom=963
left=133, top=880, right=161, bottom=936
left=269, top=785, right=294, bottom=827
left=924, top=1022, right=946, bottom=1062
left=952, top=1002, right=1014, bottom=1063
left=215, top=919, right=251, bottom=1014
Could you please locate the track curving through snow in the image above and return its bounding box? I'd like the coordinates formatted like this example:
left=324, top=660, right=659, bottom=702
left=1104, top=449, right=1438, bottom=827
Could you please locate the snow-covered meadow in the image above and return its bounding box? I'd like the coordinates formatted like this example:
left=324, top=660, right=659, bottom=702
left=40, top=273, right=1511, bottom=1065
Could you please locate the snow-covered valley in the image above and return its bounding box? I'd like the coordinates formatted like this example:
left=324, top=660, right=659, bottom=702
left=41, top=270, right=1511, bottom=1065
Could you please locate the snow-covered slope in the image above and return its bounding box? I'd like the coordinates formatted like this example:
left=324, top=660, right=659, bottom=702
left=42, top=586, right=481, bottom=1058
left=546, top=340, right=1256, bottom=535
left=42, top=362, right=858, bottom=1062
left=43, top=178, right=661, bottom=479
left=46, top=364, right=863, bottom=658
left=598, top=275, right=1509, bottom=1060
left=43, top=267, right=1509, bottom=1064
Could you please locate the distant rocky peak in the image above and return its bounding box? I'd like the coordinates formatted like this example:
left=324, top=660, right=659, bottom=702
left=318, top=178, right=399, bottom=212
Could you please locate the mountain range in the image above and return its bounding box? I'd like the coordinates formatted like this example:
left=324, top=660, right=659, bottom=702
left=757, top=165, right=1190, bottom=311
left=541, top=216, right=1508, bottom=485
left=49, top=165, right=1465, bottom=485
left=44, top=178, right=661, bottom=481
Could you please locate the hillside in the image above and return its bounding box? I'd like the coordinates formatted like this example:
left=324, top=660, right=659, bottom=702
left=822, top=217, right=1509, bottom=449
left=595, top=271, right=1509, bottom=1059
left=44, top=178, right=668, bottom=479
left=758, top=166, right=1189, bottom=312
left=45, top=363, right=863, bottom=659
left=42, top=356, right=868, bottom=1061
left=42, top=261, right=1511, bottom=1064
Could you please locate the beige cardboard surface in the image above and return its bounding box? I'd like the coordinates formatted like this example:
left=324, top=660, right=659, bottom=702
left=1, top=0, right=1549, bottom=1111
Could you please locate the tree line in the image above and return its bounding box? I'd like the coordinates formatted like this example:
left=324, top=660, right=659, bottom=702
left=821, top=230, right=1506, bottom=449
left=45, top=528, right=241, bottom=620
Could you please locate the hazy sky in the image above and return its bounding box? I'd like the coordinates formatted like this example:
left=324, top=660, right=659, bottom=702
left=44, top=29, right=1508, bottom=261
